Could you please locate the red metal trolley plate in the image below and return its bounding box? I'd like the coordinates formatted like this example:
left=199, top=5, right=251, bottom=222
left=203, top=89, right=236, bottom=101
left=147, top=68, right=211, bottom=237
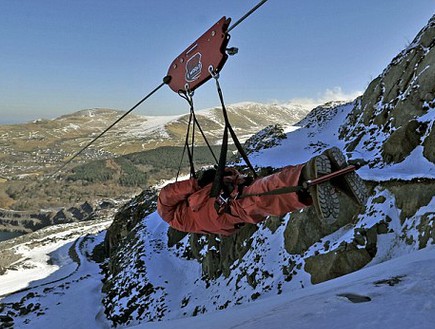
left=167, top=16, right=231, bottom=93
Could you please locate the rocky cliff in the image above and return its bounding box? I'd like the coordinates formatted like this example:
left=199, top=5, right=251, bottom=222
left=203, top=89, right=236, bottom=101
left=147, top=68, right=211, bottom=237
left=101, top=15, right=435, bottom=327
left=0, top=200, right=116, bottom=233
left=340, top=15, right=435, bottom=168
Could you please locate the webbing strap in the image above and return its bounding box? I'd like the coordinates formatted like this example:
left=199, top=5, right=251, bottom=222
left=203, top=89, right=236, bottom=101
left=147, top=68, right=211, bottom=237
left=176, top=109, right=196, bottom=180
left=211, top=124, right=229, bottom=197
left=238, top=185, right=303, bottom=199
left=210, top=70, right=257, bottom=197
left=191, top=110, right=218, bottom=164
left=190, top=111, right=196, bottom=175
left=239, top=165, right=358, bottom=199
left=213, top=73, right=257, bottom=177
left=177, top=91, right=219, bottom=181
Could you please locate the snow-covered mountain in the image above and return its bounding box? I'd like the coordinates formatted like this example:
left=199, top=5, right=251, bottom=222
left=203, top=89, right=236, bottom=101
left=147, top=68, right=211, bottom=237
left=0, top=102, right=311, bottom=178
left=0, top=14, right=434, bottom=329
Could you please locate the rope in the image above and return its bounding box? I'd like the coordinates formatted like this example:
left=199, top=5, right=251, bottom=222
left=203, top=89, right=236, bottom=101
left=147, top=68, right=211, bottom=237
left=51, top=76, right=170, bottom=177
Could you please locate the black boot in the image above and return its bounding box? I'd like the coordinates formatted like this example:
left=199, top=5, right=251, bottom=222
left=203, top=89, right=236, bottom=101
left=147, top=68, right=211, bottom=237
left=301, top=154, right=340, bottom=224
left=322, top=147, right=368, bottom=206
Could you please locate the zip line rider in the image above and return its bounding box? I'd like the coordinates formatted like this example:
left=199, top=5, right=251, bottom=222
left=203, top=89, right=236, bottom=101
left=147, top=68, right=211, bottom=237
left=53, top=4, right=368, bottom=236
left=157, top=147, right=368, bottom=236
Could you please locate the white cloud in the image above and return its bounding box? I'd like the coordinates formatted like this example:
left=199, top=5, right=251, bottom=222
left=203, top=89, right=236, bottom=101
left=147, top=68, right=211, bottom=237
left=318, top=87, right=363, bottom=103
left=287, top=87, right=362, bottom=107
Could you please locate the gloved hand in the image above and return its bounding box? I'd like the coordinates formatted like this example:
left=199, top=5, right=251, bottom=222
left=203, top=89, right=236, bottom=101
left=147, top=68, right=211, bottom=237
left=197, top=168, right=217, bottom=187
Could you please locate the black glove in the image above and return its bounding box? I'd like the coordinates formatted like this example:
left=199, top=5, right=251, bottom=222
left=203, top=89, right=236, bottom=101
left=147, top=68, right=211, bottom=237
left=197, top=168, right=217, bottom=187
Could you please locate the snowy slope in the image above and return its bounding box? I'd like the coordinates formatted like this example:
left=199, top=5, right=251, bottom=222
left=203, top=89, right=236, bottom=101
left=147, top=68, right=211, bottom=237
left=247, top=100, right=435, bottom=180
left=132, top=246, right=435, bottom=329
left=247, top=102, right=353, bottom=168
left=0, top=220, right=112, bottom=329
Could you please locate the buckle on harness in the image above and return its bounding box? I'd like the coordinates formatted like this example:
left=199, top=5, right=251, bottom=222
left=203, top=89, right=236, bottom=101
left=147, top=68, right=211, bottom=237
left=214, top=191, right=238, bottom=214
left=215, top=192, right=230, bottom=214
left=218, top=193, right=229, bottom=205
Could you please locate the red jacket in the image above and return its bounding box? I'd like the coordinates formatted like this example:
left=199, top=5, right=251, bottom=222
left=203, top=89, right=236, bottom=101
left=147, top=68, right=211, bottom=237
left=157, top=164, right=310, bottom=236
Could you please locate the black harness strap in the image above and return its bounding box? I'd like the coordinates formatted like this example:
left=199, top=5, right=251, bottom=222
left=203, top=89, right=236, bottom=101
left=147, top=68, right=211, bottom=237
left=176, top=103, right=196, bottom=180
left=211, top=119, right=230, bottom=197
left=238, top=185, right=304, bottom=199
left=210, top=69, right=258, bottom=198
left=215, top=78, right=257, bottom=177
left=177, top=90, right=219, bottom=180
left=239, top=165, right=359, bottom=199
left=190, top=110, right=218, bottom=165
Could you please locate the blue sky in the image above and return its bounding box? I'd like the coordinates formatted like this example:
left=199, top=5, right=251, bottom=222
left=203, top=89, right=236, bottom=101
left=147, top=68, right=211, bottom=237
left=0, top=0, right=434, bottom=124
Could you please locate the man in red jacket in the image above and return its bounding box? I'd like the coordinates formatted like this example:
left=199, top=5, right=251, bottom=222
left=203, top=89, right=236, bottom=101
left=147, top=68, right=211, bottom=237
left=157, top=147, right=367, bottom=236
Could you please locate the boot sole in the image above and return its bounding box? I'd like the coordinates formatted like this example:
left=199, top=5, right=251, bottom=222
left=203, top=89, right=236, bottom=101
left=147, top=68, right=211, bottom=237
left=326, top=147, right=368, bottom=206
left=312, top=154, right=340, bottom=224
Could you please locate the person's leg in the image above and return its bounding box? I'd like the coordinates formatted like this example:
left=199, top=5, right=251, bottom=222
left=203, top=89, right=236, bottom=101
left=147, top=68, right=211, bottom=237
left=229, top=149, right=363, bottom=226
left=230, top=164, right=311, bottom=224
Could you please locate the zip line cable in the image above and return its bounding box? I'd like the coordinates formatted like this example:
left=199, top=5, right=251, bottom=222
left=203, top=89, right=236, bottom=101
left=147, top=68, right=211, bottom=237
left=227, top=0, right=268, bottom=33
left=51, top=77, right=170, bottom=177
left=51, top=0, right=269, bottom=177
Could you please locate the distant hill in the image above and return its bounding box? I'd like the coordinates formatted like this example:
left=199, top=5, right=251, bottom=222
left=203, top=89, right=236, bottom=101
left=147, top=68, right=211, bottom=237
left=0, top=102, right=312, bottom=178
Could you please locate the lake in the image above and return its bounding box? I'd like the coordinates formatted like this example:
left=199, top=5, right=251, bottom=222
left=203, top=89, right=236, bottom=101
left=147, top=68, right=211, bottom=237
left=0, top=231, right=24, bottom=242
